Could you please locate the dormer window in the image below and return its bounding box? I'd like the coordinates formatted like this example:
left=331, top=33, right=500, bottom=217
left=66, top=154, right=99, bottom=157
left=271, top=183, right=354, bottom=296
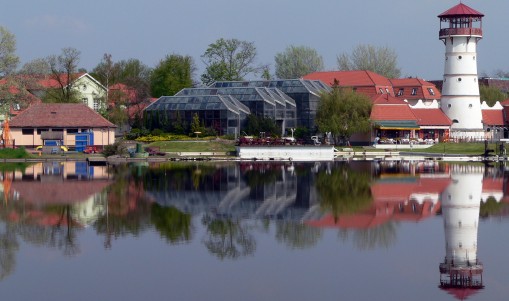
left=385, top=88, right=390, bottom=94
left=397, top=89, right=404, bottom=96
left=428, top=88, right=435, bottom=95
left=411, top=88, right=417, bottom=95
left=379, top=88, right=384, bottom=94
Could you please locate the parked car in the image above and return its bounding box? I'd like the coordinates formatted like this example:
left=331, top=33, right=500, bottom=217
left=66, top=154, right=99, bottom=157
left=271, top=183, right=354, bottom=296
left=83, top=146, right=99, bottom=154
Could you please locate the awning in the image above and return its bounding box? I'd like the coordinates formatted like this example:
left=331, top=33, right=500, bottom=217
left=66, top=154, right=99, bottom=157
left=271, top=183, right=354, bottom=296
left=373, top=120, right=419, bottom=130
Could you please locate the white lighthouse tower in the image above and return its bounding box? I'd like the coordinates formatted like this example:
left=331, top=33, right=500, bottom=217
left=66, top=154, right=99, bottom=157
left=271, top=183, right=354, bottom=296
left=439, top=3, right=485, bottom=140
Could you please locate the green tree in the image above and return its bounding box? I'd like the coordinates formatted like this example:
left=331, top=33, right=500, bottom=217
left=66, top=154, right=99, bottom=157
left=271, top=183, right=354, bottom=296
left=480, top=85, right=508, bottom=107
left=315, top=83, right=372, bottom=144
left=150, top=54, right=195, bottom=97
left=0, top=26, right=23, bottom=118
left=275, top=45, right=324, bottom=79
left=337, top=44, right=401, bottom=78
left=201, top=38, right=264, bottom=85
left=0, top=26, right=19, bottom=77
left=244, top=114, right=278, bottom=136
left=44, top=47, right=82, bottom=103
left=190, top=112, right=202, bottom=135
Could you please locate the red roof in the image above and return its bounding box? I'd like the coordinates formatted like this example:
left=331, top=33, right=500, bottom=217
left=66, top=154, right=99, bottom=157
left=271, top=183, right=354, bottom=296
left=501, top=99, right=509, bottom=106
left=412, top=108, right=452, bottom=126
left=438, top=3, right=484, bottom=18
left=370, top=97, right=417, bottom=121
left=9, top=103, right=116, bottom=128
left=303, top=70, right=392, bottom=87
left=390, top=78, right=441, bottom=100
left=34, top=72, right=87, bottom=89
left=482, top=110, right=504, bottom=126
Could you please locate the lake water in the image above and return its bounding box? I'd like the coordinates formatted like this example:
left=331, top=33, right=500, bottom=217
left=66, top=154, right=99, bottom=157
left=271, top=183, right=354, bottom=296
left=0, top=160, right=508, bottom=301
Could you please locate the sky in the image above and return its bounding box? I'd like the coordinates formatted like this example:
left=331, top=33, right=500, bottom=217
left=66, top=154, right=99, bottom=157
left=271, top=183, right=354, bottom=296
left=3, top=0, right=509, bottom=82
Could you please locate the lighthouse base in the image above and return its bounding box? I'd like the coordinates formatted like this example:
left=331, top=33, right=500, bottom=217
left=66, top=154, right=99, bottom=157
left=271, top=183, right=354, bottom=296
left=448, top=130, right=485, bottom=142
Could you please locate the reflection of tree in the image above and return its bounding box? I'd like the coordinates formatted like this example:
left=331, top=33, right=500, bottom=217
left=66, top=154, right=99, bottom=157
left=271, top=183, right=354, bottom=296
left=275, top=221, right=322, bottom=249
left=316, top=163, right=372, bottom=219
left=151, top=204, right=193, bottom=244
left=0, top=224, right=19, bottom=281
left=49, top=206, right=80, bottom=256
left=201, top=214, right=256, bottom=260
left=480, top=196, right=506, bottom=218
left=94, top=164, right=152, bottom=249
left=339, top=222, right=398, bottom=250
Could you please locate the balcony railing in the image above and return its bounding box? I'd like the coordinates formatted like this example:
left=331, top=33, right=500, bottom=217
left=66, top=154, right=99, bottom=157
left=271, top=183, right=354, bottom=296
left=439, top=28, right=483, bottom=37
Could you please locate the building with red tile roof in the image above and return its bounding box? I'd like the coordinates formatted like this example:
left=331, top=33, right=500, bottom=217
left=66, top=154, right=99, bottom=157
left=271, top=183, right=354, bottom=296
left=390, top=78, right=441, bottom=105
left=303, top=70, right=394, bottom=99
left=8, top=103, right=116, bottom=149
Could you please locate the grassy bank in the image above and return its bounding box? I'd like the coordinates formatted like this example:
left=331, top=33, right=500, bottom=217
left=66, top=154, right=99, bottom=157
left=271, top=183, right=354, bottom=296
left=354, top=142, right=498, bottom=155
left=0, top=147, right=33, bottom=159
left=149, top=139, right=236, bottom=153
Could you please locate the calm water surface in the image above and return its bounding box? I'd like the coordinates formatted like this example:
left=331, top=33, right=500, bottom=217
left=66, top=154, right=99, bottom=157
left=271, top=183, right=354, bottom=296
left=1, top=160, right=508, bottom=301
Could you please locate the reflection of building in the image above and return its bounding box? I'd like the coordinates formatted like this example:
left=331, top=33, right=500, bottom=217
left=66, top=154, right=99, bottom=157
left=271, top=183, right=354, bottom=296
left=8, top=162, right=111, bottom=206
left=146, top=162, right=319, bottom=221
left=439, top=165, right=485, bottom=298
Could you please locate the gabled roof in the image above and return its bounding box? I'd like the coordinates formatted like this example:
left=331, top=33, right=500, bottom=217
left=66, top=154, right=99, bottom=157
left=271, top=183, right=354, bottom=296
left=412, top=108, right=452, bottom=126
left=370, top=95, right=417, bottom=121
left=303, top=70, right=392, bottom=87
left=372, top=94, right=407, bottom=105
left=9, top=103, right=116, bottom=128
left=482, top=109, right=504, bottom=126
left=438, top=3, right=484, bottom=18
left=34, top=72, right=87, bottom=89
left=390, top=78, right=441, bottom=99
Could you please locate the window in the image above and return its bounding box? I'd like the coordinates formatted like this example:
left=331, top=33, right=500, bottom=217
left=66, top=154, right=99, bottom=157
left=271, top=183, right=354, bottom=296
left=458, top=55, right=462, bottom=60
left=469, top=104, right=472, bottom=108
left=379, top=88, right=384, bottom=94
left=385, top=88, right=390, bottom=94
left=458, top=78, right=462, bottom=82
left=448, top=104, right=452, bottom=108
left=427, top=88, right=435, bottom=95
left=22, top=128, right=34, bottom=135
left=67, top=128, right=79, bottom=134
left=411, top=88, right=417, bottom=95
left=82, top=98, right=88, bottom=105
left=13, top=103, right=21, bottom=111
left=93, top=98, right=100, bottom=111
left=397, top=89, right=404, bottom=96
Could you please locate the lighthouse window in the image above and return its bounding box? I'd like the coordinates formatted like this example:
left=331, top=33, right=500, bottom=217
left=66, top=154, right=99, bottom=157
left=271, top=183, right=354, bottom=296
left=473, top=56, right=476, bottom=60
left=474, top=78, right=477, bottom=82
left=458, top=78, right=462, bottom=82
left=469, top=104, right=473, bottom=108
left=448, top=104, right=452, bottom=108
left=458, top=55, right=462, bottom=60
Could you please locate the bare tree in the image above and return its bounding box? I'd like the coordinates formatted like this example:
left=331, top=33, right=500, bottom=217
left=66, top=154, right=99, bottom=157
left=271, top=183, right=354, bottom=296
left=337, top=44, right=401, bottom=78
left=275, top=45, right=324, bottom=79
left=44, top=47, right=82, bottom=103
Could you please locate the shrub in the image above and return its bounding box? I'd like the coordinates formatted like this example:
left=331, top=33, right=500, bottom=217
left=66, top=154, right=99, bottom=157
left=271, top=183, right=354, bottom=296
left=102, top=141, right=128, bottom=157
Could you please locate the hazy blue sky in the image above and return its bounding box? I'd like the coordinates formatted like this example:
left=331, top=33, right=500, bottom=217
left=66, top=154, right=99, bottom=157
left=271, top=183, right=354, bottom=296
left=3, top=0, right=509, bottom=81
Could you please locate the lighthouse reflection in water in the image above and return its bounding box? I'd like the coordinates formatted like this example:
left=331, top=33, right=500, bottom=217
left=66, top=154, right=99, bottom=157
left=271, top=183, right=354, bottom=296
left=439, top=165, right=486, bottom=297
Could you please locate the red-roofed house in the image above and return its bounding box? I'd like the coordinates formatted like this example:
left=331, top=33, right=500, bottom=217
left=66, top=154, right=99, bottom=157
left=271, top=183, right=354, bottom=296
left=303, top=70, right=394, bottom=98
left=412, top=108, right=452, bottom=141
left=27, top=73, right=107, bottom=112
left=8, top=103, right=116, bottom=150
left=370, top=94, right=419, bottom=143
left=390, top=78, right=441, bottom=105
